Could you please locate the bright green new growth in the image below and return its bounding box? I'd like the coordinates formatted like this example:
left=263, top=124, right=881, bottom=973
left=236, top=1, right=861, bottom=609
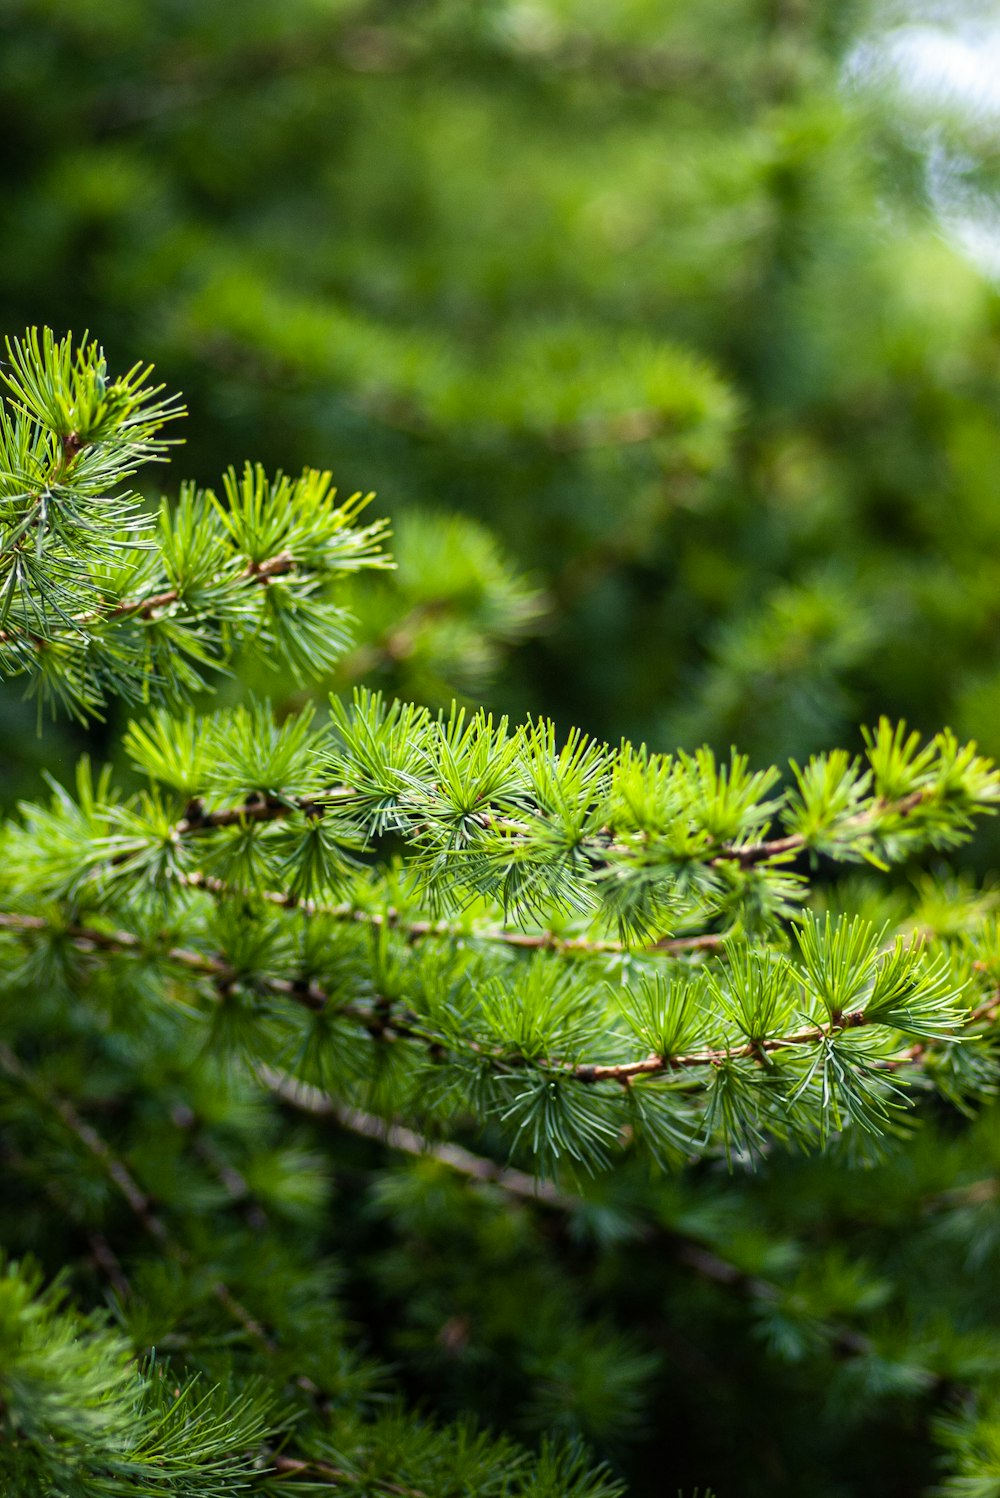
left=0, top=330, right=389, bottom=719
left=4, top=330, right=1000, bottom=1494
left=9, top=690, right=999, bottom=1171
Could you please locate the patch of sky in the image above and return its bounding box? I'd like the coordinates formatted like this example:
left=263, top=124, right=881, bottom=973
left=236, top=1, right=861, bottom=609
left=846, top=3, right=1000, bottom=277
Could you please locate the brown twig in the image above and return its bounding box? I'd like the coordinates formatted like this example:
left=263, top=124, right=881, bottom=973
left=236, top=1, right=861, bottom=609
left=151, top=783, right=941, bottom=887
left=111, top=551, right=298, bottom=621
left=0, top=550, right=297, bottom=646
left=260, top=1069, right=575, bottom=1210
left=170, top=1102, right=269, bottom=1232
left=271, top=1453, right=428, bottom=1498
left=710, top=789, right=932, bottom=870
left=263, top=1074, right=888, bottom=1375
left=0, top=910, right=991, bottom=1090
left=179, top=870, right=725, bottom=959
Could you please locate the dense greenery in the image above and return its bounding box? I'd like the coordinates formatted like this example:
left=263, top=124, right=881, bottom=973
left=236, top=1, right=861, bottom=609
left=7, top=4, right=1000, bottom=1495
left=6, top=0, right=1000, bottom=777
left=5, top=330, right=1000, bottom=1497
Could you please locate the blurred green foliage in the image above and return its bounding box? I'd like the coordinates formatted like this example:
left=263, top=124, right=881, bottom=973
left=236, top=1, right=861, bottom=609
left=7, top=0, right=1000, bottom=773
left=7, top=3, right=1000, bottom=1496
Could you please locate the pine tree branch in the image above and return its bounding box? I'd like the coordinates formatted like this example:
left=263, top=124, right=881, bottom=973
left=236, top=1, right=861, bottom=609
left=0, top=910, right=990, bottom=1092
left=271, top=1452, right=429, bottom=1497
left=0, top=1043, right=170, bottom=1243
left=110, top=550, right=298, bottom=620
left=260, top=1069, right=576, bottom=1210
left=0, top=1042, right=283, bottom=1359
left=335, top=597, right=469, bottom=684
left=179, top=871, right=726, bottom=958
left=170, top=1101, right=270, bottom=1232
left=0, top=549, right=299, bottom=647
left=261, top=1072, right=897, bottom=1376
left=276, top=1077, right=984, bottom=1409
left=714, top=788, right=931, bottom=868
left=152, top=782, right=937, bottom=872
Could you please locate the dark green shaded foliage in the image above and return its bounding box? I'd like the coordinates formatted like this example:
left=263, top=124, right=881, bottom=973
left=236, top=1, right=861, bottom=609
left=7, top=4, right=1000, bottom=1490
left=2, top=330, right=1000, bottom=1496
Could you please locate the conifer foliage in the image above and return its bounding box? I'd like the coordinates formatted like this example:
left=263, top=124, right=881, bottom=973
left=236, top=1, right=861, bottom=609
left=5, top=331, right=1000, bottom=1494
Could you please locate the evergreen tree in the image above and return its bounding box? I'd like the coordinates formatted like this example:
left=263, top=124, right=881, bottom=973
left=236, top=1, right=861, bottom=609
left=7, top=7, right=1000, bottom=1494
left=7, top=329, right=1000, bottom=1496
left=6, top=0, right=1000, bottom=791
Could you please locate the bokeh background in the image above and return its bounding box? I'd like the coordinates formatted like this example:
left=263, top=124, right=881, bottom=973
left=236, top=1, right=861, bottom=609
left=7, top=3, right=1000, bottom=1493
left=6, top=0, right=1000, bottom=798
